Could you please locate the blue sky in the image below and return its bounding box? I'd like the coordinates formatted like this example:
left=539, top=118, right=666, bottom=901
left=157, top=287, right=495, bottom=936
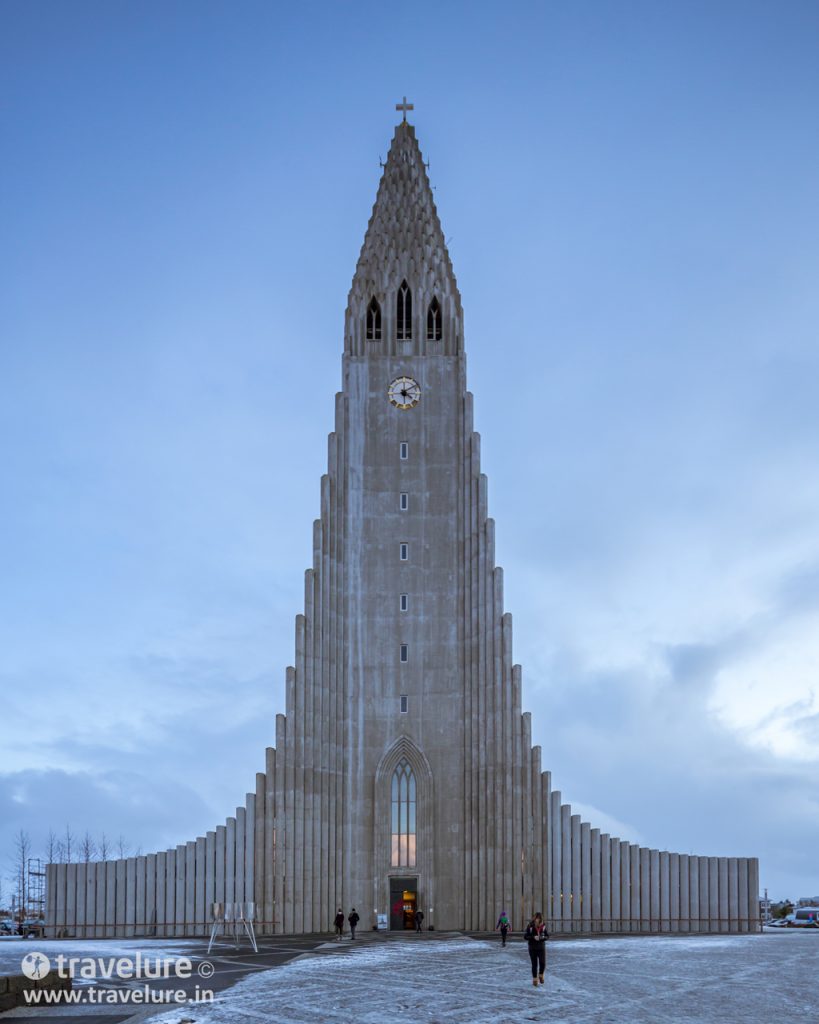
left=2, top=0, right=818, bottom=902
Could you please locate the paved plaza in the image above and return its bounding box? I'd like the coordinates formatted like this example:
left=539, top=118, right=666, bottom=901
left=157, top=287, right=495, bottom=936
left=1, top=931, right=816, bottom=1023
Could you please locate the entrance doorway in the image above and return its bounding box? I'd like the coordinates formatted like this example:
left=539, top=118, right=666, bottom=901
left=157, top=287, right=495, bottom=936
left=389, top=876, right=418, bottom=930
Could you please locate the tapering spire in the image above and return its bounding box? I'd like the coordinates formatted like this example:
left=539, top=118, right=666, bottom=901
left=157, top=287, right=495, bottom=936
left=345, top=121, right=463, bottom=356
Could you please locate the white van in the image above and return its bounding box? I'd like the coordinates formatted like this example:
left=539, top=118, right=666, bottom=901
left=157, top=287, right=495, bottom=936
left=790, top=907, right=819, bottom=927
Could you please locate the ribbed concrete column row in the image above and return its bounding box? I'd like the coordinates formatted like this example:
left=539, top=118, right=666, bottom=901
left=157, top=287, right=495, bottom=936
left=538, top=793, right=760, bottom=934
left=44, top=785, right=259, bottom=938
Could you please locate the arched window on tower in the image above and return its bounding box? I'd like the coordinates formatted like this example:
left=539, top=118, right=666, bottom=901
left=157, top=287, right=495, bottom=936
left=390, top=759, right=416, bottom=867
left=366, top=296, right=382, bottom=341
left=426, top=296, right=442, bottom=341
left=397, top=280, right=412, bottom=341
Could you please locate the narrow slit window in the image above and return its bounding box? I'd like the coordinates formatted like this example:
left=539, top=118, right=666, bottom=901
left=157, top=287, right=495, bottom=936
left=397, top=280, right=412, bottom=340
left=400, top=594, right=408, bottom=611
left=400, top=543, right=408, bottom=561
left=399, top=442, right=408, bottom=460
left=400, top=492, right=408, bottom=511
left=400, top=644, right=408, bottom=663
left=400, top=695, right=409, bottom=713
left=426, top=296, right=442, bottom=341
left=366, top=296, right=382, bottom=341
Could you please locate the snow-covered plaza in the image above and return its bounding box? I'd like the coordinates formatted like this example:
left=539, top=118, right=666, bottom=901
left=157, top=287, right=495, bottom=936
left=143, top=931, right=816, bottom=1024
left=1, top=931, right=816, bottom=1022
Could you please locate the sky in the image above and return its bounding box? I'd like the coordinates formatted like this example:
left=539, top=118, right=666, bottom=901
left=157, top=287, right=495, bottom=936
left=1, top=0, right=818, bottom=903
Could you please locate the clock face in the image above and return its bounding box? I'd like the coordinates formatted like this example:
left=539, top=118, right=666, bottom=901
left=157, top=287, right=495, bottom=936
left=388, top=376, right=421, bottom=410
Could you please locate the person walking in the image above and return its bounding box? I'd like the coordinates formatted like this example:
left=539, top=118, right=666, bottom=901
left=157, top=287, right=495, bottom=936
left=495, top=909, right=511, bottom=947
left=524, top=912, right=549, bottom=986
left=348, top=907, right=360, bottom=940
left=414, top=909, right=424, bottom=933
left=334, top=908, right=344, bottom=941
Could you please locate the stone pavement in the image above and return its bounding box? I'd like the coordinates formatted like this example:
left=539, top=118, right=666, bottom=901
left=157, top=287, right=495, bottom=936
left=140, top=929, right=816, bottom=1024
left=2, top=930, right=817, bottom=1023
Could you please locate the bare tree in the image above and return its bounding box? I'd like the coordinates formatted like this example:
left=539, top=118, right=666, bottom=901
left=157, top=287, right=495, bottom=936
left=98, top=833, right=110, bottom=861
left=80, top=832, right=97, bottom=863
left=62, top=824, right=74, bottom=864
left=13, top=830, right=31, bottom=920
left=45, top=830, right=59, bottom=864
left=116, top=835, right=129, bottom=859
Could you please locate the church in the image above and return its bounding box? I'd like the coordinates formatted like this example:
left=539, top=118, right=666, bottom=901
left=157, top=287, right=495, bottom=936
left=45, top=110, right=759, bottom=938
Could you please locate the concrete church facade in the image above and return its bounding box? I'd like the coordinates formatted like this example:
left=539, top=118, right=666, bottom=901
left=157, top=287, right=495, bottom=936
left=45, top=116, right=759, bottom=938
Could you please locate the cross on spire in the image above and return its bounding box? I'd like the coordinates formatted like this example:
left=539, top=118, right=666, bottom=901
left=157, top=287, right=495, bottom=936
left=395, top=96, right=414, bottom=122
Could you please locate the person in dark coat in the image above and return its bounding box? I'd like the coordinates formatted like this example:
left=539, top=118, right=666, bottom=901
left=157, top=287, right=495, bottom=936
left=414, top=909, right=424, bottom=933
left=348, top=907, right=360, bottom=940
left=524, top=912, right=549, bottom=986
left=334, top=908, right=344, bottom=941
left=495, top=910, right=511, bottom=946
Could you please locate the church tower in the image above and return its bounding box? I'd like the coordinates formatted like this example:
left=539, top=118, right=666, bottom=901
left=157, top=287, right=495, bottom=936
left=45, top=113, right=759, bottom=939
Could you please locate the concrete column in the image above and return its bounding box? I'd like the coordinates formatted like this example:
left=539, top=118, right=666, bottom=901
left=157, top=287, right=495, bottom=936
left=105, top=860, right=116, bottom=938
left=600, top=834, right=610, bottom=932
left=266, top=743, right=278, bottom=934
left=590, top=829, right=601, bottom=932
left=571, top=813, right=581, bottom=933
left=174, top=844, right=186, bottom=938
left=292, top=610, right=305, bottom=935
left=254, top=771, right=266, bottom=930
left=164, top=850, right=175, bottom=937
left=640, top=849, right=651, bottom=931
left=215, top=825, right=226, bottom=907
left=512, top=665, right=525, bottom=930
left=580, top=822, right=592, bottom=932
left=649, top=849, right=659, bottom=932
left=75, top=863, right=86, bottom=938
left=245, top=793, right=255, bottom=907
left=95, top=860, right=106, bottom=940
left=235, top=808, right=246, bottom=912
left=125, top=857, right=137, bottom=938
left=629, top=844, right=640, bottom=933
left=225, top=817, right=236, bottom=905
left=145, top=854, right=156, bottom=937
left=708, top=856, right=719, bottom=932
left=738, top=858, right=749, bottom=933
left=679, top=854, right=690, bottom=931
left=66, top=864, right=78, bottom=938
left=85, top=863, right=96, bottom=939
left=550, top=791, right=562, bottom=931
left=698, top=856, right=709, bottom=932
left=185, top=842, right=196, bottom=937
left=660, top=851, right=670, bottom=933
left=689, top=855, right=700, bottom=933
left=561, top=804, right=571, bottom=928
left=135, top=855, right=146, bottom=936
left=195, top=837, right=206, bottom=936
left=610, top=836, right=621, bottom=932
left=156, top=851, right=166, bottom=938
left=718, top=857, right=729, bottom=933
left=619, top=841, right=630, bottom=932
left=542, top=772, right=552, bottom=928
left=115, top=859, right=127, bottom=937
left=728, top=857, right=739, bottom=932
left=205, top=832, right=216, bottom=931
left=274, top=724, right=286, bottom=935
left=669, top=853, right=680, bottom=933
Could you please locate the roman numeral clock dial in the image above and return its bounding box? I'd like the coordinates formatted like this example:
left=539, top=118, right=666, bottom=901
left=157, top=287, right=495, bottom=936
left=388, top=376, right=421, bottom=410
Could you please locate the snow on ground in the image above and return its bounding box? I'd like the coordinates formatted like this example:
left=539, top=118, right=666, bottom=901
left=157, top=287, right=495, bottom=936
left=142, top=931, right=818, bottom=1024
left=0, top=937, right=205, bottom=977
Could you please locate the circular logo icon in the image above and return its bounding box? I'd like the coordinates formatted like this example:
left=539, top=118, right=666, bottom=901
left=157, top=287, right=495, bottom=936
left=21, top=951, right=51, bottom=980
